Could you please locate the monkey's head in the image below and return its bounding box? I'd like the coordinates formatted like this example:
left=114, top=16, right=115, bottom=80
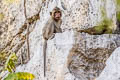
left=50, top=7, right=62, bottom=21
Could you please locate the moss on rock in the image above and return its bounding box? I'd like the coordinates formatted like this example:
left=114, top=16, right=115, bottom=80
left=0, top=13, right=4, bottom=22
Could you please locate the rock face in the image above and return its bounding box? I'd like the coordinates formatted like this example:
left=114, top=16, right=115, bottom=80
left=96, top=47, right=120, bottom=80
left=0, top=0, right=120, bottom=80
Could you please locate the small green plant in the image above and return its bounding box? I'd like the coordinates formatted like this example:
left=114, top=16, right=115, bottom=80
left=4, top=72, right=35, bottom=80
left=94, top=5, right=113, bottom=34
left=4, top=53, right=17, bottom=72
left=94, top=18, right=113, bottom=34
left=0, top=52, right=35, bottom=80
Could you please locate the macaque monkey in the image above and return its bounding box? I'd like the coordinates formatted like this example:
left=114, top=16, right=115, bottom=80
left=42, top=7, right=62, bottom=77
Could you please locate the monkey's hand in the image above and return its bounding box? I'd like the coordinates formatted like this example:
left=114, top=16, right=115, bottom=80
left=49, top=33, right=55, bottom=40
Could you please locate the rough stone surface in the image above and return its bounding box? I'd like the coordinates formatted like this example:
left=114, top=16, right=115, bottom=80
left=0, top=0, right=120, bottom=80
left=96, top=47, right=120, bottom=80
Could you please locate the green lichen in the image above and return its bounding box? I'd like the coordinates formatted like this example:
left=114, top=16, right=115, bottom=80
left=117, top=12, right=120, bottom=22
left=116, top=0, right=120, bottom=22
left=78, top=19, right=113, bottom=35
left=78, top=18, right=113, bottom=35
left=93, top=4, right=113, bottom=34
left=100, top=7, right=107, bottom=19
left=116, top=0, right=120, bottom=7
left=6, top=0, right=16, bottom=3
left=4, top=0, right=20, bottom=4
left=0, top=13, right=4, bottom=22
left=93, top=6, right=113, bottom=34
left=94, top=18, right=113, bottom=34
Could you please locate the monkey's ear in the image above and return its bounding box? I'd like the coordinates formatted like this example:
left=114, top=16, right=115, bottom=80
left=50, top=12, right=52, bottom=16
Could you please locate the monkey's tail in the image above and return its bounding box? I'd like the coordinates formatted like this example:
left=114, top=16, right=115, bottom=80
left=43, top=40, right=47, bottom=77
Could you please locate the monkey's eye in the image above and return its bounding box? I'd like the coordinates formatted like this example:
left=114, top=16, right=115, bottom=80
left=55, top=11, right=60, bottom=13
left=54, top=11, right=61, bottom=15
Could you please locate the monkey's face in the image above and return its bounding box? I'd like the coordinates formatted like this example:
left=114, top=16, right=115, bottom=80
left=54, top=11, right=61, bottom=20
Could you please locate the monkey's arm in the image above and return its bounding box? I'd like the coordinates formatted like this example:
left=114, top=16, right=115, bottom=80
left=59, top=19, right=62, bottom=32
left=43, top=22, right=55, bottom=40
left=47, top=23, right=55, bottom=39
